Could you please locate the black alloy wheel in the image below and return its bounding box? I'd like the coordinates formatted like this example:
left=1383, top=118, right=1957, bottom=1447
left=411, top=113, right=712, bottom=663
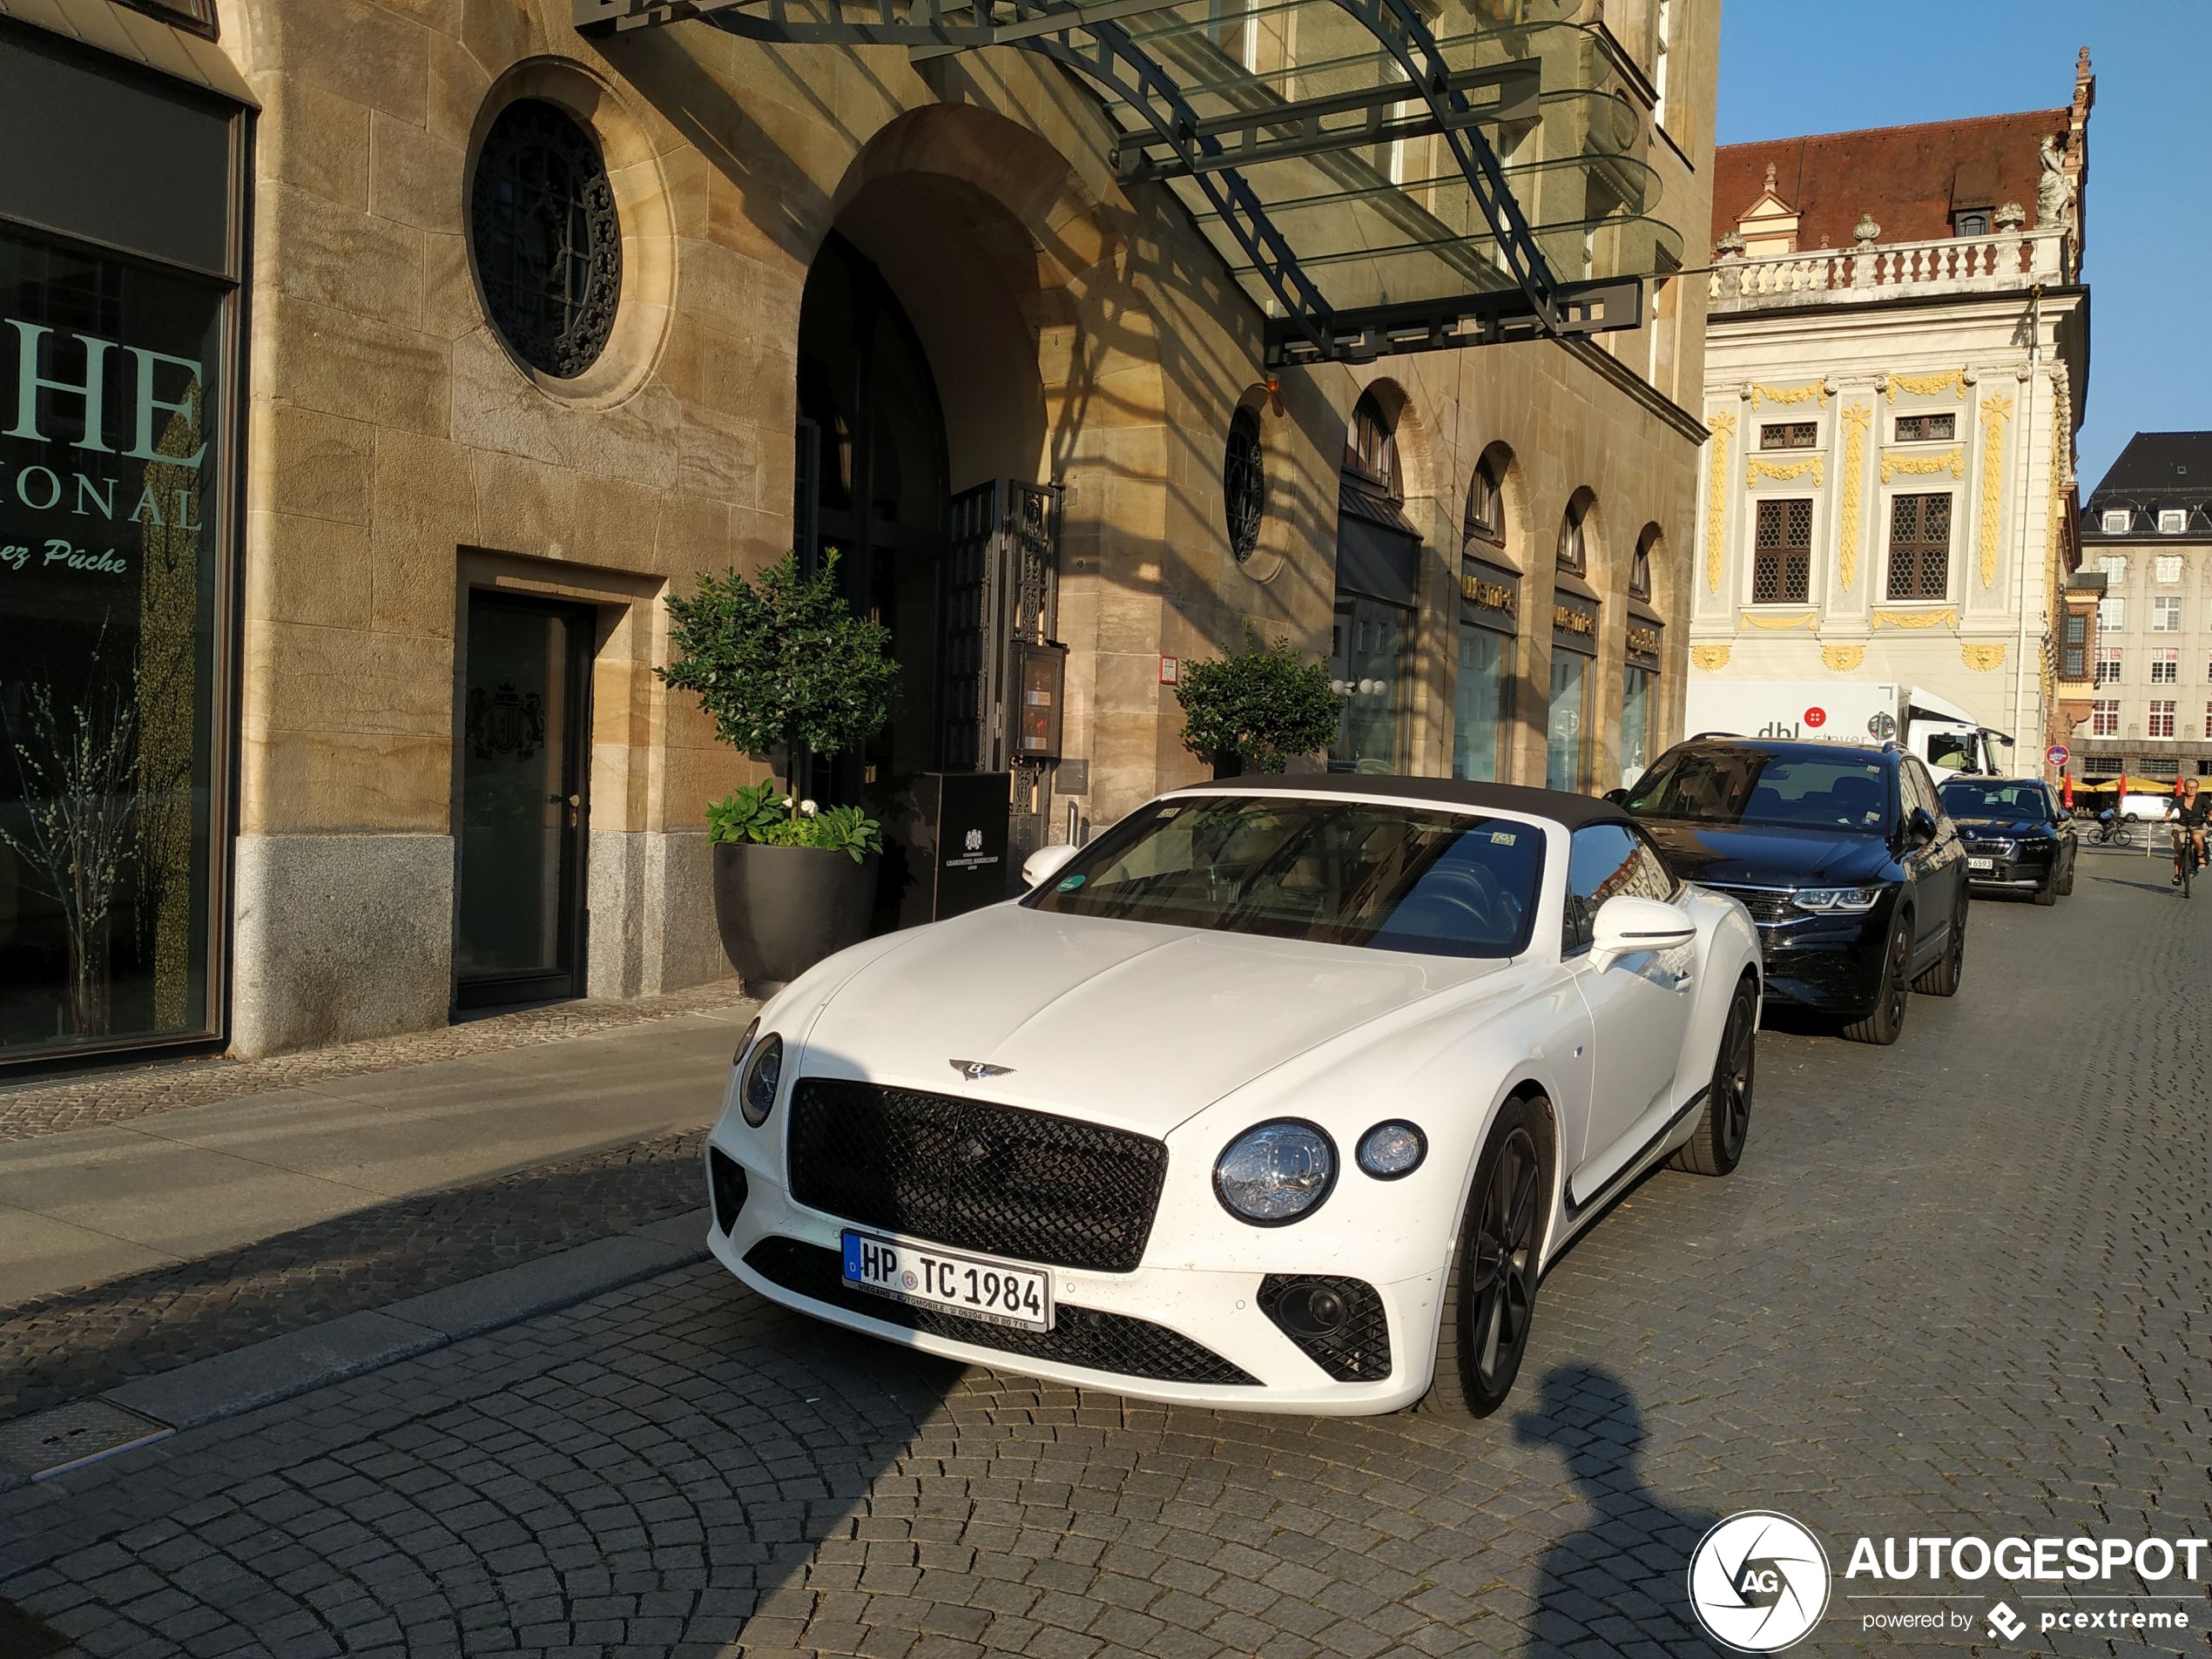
left=1914, top=894, right=1966, bottom=995
left=1421, top=1096, right=1550, bottom=1419
left=1672, top=976, right=1757, bottom=1177
left=1844, top=911, right=1912, bottom=1044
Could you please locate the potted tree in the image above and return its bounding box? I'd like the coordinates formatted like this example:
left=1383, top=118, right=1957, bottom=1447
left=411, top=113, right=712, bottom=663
left=1175, top=624, right=1345, bottom=777
left=658, top=551, right=900, bottom=990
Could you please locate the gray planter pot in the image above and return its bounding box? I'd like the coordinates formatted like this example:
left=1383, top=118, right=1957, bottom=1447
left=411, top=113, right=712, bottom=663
left=711, top=841, right=880, bottom=994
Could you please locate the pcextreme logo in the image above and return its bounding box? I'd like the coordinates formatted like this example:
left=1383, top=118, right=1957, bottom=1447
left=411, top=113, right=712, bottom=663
left=1687, top=1512, right=1831, bottom=1652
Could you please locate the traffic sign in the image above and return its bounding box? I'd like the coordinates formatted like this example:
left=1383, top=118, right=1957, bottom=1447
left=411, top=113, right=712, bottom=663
left=2047, top=744, right=2069, bottom=767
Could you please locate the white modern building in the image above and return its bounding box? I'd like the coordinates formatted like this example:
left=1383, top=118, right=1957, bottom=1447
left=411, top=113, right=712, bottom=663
left=1688, top=52, right=2096, bottom=780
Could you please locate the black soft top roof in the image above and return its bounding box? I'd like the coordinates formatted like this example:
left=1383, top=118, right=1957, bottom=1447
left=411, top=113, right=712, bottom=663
left=1165, top=772, right=1635, bottom=830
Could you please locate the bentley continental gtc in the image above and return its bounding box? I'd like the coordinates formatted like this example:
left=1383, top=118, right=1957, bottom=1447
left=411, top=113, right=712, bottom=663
left=704, top=777, right=1762, bottom=1417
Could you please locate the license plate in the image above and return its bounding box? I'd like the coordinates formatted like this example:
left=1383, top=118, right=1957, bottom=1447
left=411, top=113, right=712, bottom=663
left=840, top=1230, right=1054, bottom=1332
left=1968, top=857, right=1994, bottom=871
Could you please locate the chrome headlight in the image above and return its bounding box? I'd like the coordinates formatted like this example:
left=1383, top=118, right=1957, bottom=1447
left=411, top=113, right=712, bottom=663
left=1356, top=1120, right=1426, bottom=1180
left=1790, top=887, right=1883, bottom=914
left=739, top=1033, right=784, bottom=1128
left=1214, top=1121, right=1336, bottom=1224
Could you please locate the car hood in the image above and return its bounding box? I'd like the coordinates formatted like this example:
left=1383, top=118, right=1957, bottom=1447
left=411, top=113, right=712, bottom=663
left=792, top=903, right=1509, bottom=1137
left=1638, top=819, right=1896, bottom=887
left=1947, top=813, right=2054, bottom=837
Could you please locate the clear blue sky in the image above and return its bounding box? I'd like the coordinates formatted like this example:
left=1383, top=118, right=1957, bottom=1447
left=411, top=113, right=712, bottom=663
left=1715, top=0, right=2212, bottom=497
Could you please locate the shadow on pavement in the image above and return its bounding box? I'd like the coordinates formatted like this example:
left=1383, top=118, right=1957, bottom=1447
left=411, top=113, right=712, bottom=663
left=1513, top=1365, right=1716, bottom=1653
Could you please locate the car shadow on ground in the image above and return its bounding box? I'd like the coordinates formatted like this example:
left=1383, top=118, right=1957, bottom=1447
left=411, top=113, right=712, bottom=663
left=1512, top=1364, right=1717, bottom=1653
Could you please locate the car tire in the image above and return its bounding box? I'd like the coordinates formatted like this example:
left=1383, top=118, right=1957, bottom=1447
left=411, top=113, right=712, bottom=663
left=1670, top=974, right=1757, bottom=1177
left=1420, top=1096, right=1550, bottom=1420
left=1844, top=910, right=1913, bottom=1043
left=2056, top=854, right=2075, bottom=897
left=1913, top=894, right=1966, bottom=995
left=2033, top=869, right=2058, bottom=906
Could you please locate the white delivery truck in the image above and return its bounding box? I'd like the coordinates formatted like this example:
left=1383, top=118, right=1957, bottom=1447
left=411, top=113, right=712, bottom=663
left=1680, top=679, right=2008, bottom=778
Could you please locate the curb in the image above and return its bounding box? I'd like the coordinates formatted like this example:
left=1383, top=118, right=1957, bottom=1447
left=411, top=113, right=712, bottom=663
left=0, top=1211, right=713, bottom=1487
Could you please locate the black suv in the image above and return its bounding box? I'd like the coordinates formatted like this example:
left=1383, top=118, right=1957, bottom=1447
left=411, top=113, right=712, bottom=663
left=1936, top=776, right=2078, bottom=906
left=1615, top=737, right=1969, bottom=1044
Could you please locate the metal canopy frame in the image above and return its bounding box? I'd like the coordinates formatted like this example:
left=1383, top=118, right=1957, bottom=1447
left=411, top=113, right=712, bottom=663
left=574, top=0, right=1657, bottom=365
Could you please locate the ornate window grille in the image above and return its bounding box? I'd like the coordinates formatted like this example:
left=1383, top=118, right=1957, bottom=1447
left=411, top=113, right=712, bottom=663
left=1885, top=492, right=1952, bottom=601
left=1758, top=421, right=1817, bottom=450
left=1224, top=405, right=1264, bottom=563
left=1753, top=499, right=1811, bottom=604
left=471, top=100, right=622, bottom=379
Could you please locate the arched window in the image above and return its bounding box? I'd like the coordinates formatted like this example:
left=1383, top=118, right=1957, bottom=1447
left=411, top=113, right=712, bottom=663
left=1465, top=446, right=1506, bottom=544
left=1345, top=392, right=1400, bottom=499
left=1557, top=490, right=1592, bottom=577
left=471, top=99, right=623, bottom=380
left=1630, top=526, right=1656, bottom=597
left=1224, top=403, right=1264, bottom=564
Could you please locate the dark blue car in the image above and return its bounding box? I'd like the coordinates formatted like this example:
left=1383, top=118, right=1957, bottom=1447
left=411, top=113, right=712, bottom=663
left=1615, top=738, right=1970, bottom=1044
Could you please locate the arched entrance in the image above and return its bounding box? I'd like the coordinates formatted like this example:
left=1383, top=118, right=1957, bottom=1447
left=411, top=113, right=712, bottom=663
left=795, top=230, right=950, bottom=801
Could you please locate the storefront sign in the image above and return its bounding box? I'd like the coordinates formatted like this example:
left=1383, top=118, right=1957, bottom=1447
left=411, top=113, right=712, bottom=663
left=1460, top=571, right=1516, bottom=615
left=1626, top=623, right=1663, bottom=671
left=1552, top=596, right=1600, bottom=653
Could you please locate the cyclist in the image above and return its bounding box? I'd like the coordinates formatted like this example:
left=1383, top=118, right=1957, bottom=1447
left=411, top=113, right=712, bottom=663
left=2168, top=777, right=2210, bottom=886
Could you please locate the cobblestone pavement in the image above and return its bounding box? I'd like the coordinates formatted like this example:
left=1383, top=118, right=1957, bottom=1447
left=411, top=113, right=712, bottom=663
left=0, top=1132, right=704, bottom=1424
left=3, top=869, right=2207, bottom=1657
left=0, top=982, right=752, bottom=1144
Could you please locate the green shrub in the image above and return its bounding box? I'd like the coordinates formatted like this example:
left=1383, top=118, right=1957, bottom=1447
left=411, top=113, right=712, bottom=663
left=705, top=780, right=885, bottom=863
left=657, top=550, right=899, bottom=833
left=1175, top=624, right=1344, bottom=774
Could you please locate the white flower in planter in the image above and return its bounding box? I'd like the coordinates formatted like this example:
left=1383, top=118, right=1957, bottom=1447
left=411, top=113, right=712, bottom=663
left=799, top=799, right=819, bottom=817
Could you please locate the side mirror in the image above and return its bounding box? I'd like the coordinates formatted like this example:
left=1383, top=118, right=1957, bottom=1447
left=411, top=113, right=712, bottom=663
left=1589, top=894, right=1696, bottom=970
left=1602, top=787, right=1630, bottom=806
left=1908, top=806, right=1939, bottom=844
left=1022, top=843, right=1080, bottom=889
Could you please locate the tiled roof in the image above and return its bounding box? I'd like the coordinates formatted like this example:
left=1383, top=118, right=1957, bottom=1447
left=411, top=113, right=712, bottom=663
left=2083, top=434, right=2212, bottom=540
left=1712, top=110, right=2069, bottom=253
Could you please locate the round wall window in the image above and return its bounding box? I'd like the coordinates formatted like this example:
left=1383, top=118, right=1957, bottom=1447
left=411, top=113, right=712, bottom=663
left=1224, top=404, right=1264, bottom=563
left=470, top=99, right=622, bottom=380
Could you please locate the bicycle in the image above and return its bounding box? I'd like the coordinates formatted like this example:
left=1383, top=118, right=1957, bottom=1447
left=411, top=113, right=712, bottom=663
left=2094, top=816, right=2136, bottom=847
left=2175, top=824, right=2206, bottom=899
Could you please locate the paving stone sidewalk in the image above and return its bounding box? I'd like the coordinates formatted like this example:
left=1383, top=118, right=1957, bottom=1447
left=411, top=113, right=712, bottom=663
left=0, top=981, right=752, bottom=1144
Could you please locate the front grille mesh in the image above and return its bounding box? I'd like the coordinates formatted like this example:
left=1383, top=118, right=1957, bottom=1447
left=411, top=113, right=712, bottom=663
left=745, top=1238, right=1258, bottom=1386
left=1699, top=885, right=1792, bottom=924
left=786, top=1079, right=1166, bottom=1272
left=1258, top=1275, right=1393, bottom=1381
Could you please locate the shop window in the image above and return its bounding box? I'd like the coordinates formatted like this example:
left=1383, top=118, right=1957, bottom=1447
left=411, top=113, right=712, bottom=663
left=1547, top=651, right=1591, bottom=791
left=1885, top=492, right=1952, bottom=601
left=1758, top=421, right=1817, bottom=450
left=2152, top=649, right=2179, bottom=685
left=1223, top=404, right=1264, bottom=565
left=1753, top=498, right=1813, bottom=604
left=470, top=99, right=622, bottom=379
left=1453, top=624, right=1513, bottom=784
left=1620, top=667, right=1655, bottom=790
left=2091, top=700, right=2119, bottom=738
left=2149, top=701, right=2177, bottom=739
left=1893, top=413, right=1955, bottom=442
left=2153, top=596, right=2182, bottom=632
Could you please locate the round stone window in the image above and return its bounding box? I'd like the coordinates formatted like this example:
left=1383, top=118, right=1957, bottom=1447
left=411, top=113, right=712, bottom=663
left=470, top=99, right=622, bottom=380
left=1224, top=404, right=1264, bottom=564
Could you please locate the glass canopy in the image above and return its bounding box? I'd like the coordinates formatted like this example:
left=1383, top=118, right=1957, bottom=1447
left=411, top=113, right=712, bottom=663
left=574, top=0, right=1683, bottom=364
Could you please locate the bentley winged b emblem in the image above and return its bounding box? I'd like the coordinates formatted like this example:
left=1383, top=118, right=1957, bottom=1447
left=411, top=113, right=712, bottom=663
left=951, top=1059, right=1014, bottom=1082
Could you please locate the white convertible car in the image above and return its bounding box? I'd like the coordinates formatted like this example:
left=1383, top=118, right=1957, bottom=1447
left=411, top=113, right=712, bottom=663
left=703, top=776, right=1761, bottom=1417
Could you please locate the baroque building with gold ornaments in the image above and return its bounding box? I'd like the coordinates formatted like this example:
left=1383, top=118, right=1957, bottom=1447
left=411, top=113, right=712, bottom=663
left=1688, top=51, right=2096, bottom=780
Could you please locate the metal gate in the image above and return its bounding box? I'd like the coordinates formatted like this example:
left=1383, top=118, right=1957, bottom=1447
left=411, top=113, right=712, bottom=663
left=941, top=480, right=1060, bottom=863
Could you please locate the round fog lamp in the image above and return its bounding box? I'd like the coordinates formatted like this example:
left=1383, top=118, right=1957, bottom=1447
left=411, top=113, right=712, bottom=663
left=740, top=1034, right=783, bottom=1128
left=1214, top=1121, right=1336, bottom=1224
left=1357, top=1120, right=1426, bottom=1180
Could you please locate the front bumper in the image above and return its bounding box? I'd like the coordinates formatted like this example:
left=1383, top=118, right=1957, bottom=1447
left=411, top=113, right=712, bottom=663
left=1744, top=907, right=1894, bottom=1015
left=1961, top=843, right=2058, bottom=892
left=702, top=1129, right=1442, bottom=1414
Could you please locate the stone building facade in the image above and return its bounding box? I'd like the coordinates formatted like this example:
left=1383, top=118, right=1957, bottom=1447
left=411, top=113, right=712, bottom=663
left=0, top=0, right=1718, bottom=1069
left=1689, top=55, right=2095, bottom=779
left=2074, top=433, right=2212, bottom=786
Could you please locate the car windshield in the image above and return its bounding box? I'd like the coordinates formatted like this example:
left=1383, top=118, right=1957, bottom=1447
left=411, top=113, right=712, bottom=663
left=1023, top=795, right=1543, bottom=958
left=1939, top=781, right=2048, bottom=819
left=1626, top=749, right=1892, bottom=833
